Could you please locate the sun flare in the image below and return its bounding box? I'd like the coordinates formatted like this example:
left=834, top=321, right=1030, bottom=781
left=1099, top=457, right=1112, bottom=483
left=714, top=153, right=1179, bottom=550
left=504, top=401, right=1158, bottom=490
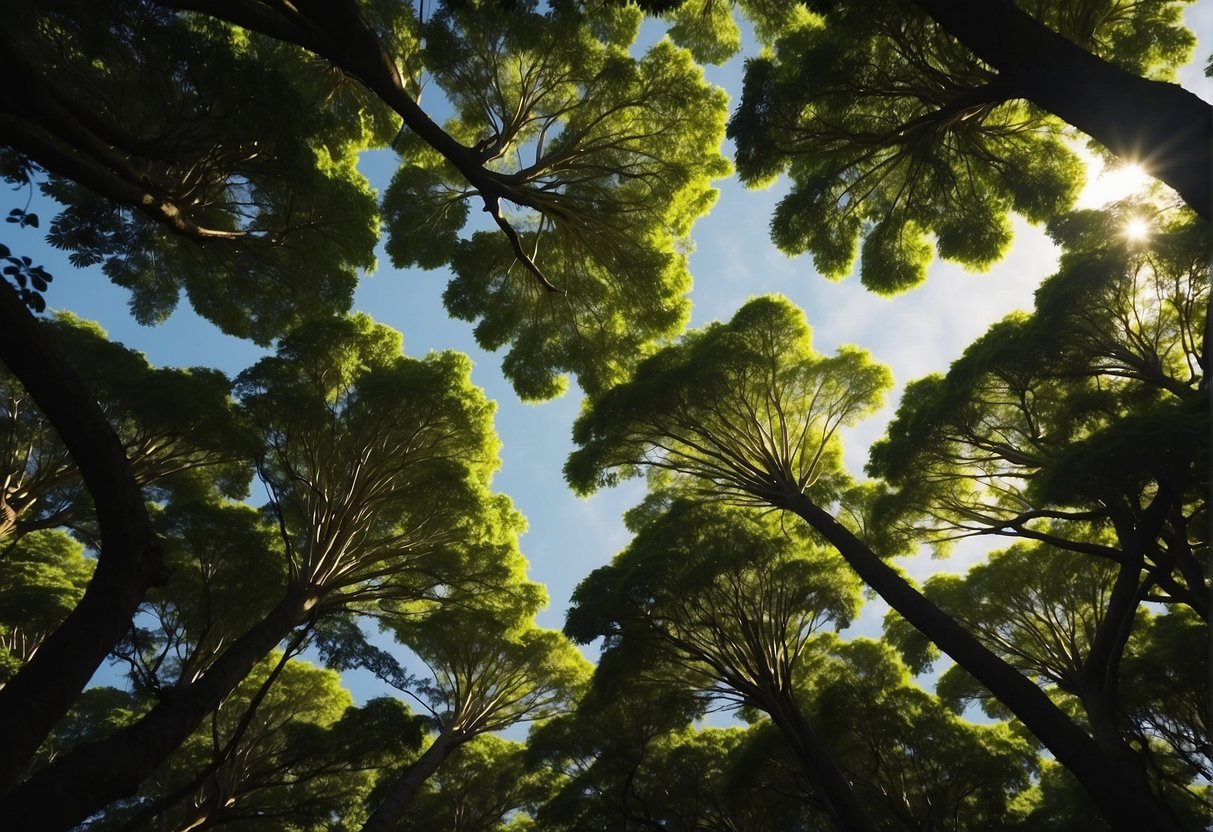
left=1123, top=217, right=1151, bottom=241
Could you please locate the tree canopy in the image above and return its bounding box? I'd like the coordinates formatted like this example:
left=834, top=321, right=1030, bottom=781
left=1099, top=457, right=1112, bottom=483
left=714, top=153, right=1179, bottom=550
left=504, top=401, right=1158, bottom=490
left=0, top=1, right=1208, bottom=830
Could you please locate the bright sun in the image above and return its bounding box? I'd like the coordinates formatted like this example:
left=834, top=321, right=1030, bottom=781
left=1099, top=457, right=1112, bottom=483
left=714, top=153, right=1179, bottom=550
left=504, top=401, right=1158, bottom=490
left=1123, top=216, right=1151, bottom=241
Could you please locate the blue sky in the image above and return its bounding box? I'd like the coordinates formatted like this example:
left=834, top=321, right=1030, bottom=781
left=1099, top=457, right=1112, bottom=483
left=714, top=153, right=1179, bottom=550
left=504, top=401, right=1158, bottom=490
left=12, top=3, right=1212, bottom=699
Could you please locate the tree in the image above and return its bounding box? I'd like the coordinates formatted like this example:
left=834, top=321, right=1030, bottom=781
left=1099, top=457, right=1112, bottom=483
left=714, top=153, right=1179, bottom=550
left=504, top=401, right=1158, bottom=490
left=565, top=499, right=874, bottom=832
left=0, top=1, right=727, bottom=751
left=99, top=659, right=422, bottom=831
left=0, top=312, right=245, bottom=788
left=2, top=3, right=1205, bottom=792
left=869, top=199, right=1208, bottom=819
left=883, top=543, right=1210, bottom=826
left=0, top=1, right=1207, bottom=826
left=363, top=594, right=590, bottom=832
left=0, top=314, right=529, bottom=829
left=5, top=0, right=730, bottom=400
left=382, top=0, right=730, bottom=399
left=869, top=200, right=1208, bottom=619
left=396, top=735, right=557, bottom=832
left=730, top=636, right=1038, bottom=832
left=565, top=294, right=1189, bottom=831
left=723, top=0, right=1208, bottom=291
left=2, top=0, right=386, bottom=340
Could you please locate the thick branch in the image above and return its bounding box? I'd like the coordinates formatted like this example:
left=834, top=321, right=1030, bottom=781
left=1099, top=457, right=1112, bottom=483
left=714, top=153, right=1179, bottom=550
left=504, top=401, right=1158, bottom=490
left=155, top=0, right=561, bottom=287
left=779, top=488, right=1185, bottom=832
left=0, top=285, right=164, bottom=792
left=911, top=0, right=1211, bottom=218
left=0, top=590, right=320, bottom=830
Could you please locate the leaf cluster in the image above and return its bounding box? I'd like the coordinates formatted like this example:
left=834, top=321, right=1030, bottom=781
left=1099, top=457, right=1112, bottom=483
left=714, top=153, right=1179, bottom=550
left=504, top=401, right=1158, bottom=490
left=568, top=294, right=891, bottom=507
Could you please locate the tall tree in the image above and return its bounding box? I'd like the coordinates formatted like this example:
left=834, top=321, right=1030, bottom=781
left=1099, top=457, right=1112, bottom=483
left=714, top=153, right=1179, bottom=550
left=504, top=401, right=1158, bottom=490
left=363, top=595, right=590, bottom=832
left=723, top=0, right=1208, bottom=291
left=0, top=312, right=245, bottom=788
left=565, top=499, right=874, bottom=832
left=0, top=1, right=727, bottom=740
left=0, top=314, right=528, bottom=829
left=884, top=543, right=1210, bottom=826
left=565, top=294, right=1190, bottom=831
left=869, top=201, right=1208, bottom=620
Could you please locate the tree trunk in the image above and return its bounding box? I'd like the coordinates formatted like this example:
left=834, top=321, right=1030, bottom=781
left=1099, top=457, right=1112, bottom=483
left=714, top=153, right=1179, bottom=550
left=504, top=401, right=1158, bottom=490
left=361, top=730, right=461, bottom=832
left=783, top=492, right=1187, bottom=832
left=0, top=284, right=164, bottom=790
left=756, top=687, right=879, bottom=832
left=0, top=590, right=319, bottom=831
left=911, top=0, right=1211, bottom=219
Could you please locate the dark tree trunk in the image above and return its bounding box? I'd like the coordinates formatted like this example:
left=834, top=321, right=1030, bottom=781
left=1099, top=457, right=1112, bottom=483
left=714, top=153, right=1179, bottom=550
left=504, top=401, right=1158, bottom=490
left=0, top=590, right=319, bottom=831
left=782, top=493, right=1187, bottom=832
left=361, top=730, right=461, bottom=832
left=0, top=284, right=164, bottom=790
left=756, top=687, right=879, bottom=832
left=911, top=0, right=1211, bottom=219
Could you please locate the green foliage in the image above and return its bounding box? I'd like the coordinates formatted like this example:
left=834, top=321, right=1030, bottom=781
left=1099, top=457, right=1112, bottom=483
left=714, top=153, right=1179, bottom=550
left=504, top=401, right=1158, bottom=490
left=0, top=531, right=93, bottom=683
left=1119, top=609, right=1211, bottom=790
left=10, top=0, right=385, bottom=342
left=0, top=312, right=249, bottom=544
left=530, top=688, right=752, bottom=832
left=0, top=3, right=1206, bottom=828
left=236, top=313, right=523, bottom=608
left=567, top=294, right=891, bottom=504
left=399, top=735, right=557, bottom=832
left=384, top=1, right=729, bottom=398
left=99, top=657, right=420, bottom=831
left=567, top=499, right=859, bottom=708
left=885, top=540, right=1210, bottom=815
left=389, top=599, right=591, bottom=740
left=795, top=637, right=1038, bottom=830
left=115, top=501, right=285, bottom=690
left=665, top=0, right=743, bottom=64
left=36, top=686, right=146, bottom=768
left=1019, top=0, right=1197, bottom=80
left=730, top=1, right=1181, bottom=289
left=885, top=542, right=1124, bottom=710
left=868, top=202, right=1207, bottom=610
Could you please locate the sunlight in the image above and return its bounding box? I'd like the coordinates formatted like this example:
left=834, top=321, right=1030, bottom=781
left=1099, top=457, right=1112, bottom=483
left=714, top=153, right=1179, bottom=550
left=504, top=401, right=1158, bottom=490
left=1123, top=216, right=1151, bottom=241
left=1078, top=158, right=1154, bottom=208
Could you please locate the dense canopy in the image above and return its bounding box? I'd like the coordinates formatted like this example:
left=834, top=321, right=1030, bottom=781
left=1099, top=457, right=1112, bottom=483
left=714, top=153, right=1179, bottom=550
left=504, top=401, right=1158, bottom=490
left=0, top=1, right=1208, bottom=830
